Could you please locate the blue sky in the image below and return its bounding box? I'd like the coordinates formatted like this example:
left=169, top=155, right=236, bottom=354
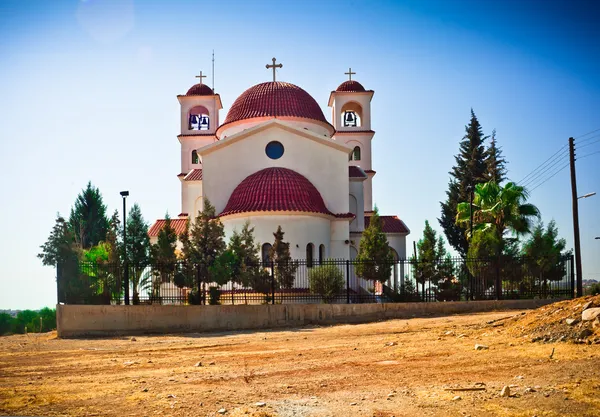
left=1, top=0, right=599, bottom=309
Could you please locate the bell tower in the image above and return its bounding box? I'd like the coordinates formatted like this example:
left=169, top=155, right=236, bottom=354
left=176, top=71, right=222, bottom=217
left=328, top=69, right=375, bottom=211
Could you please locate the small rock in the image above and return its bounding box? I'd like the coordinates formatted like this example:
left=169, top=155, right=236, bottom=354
left=147, top=360, right=153, bottom=363
left=500, top=386, right=510, bottom=397
left=566, top=318, right=578, bottom=326
left=209, top=361, right=216, bottom=366
left=350, top=402, right=358, bottom=406
left=194, top=361, right=203, bottom=367
left=218, top=408, right=226, bottom=414
left=452, top=396, right=461, bottom=401
left=386, top=342, right=397, bottom=346
left=387, top=393, right=395, bottom=398
left=130, top=337, right=137, bottom=341
left=593, top=318, right=600, bottom=329
left=515, top=375, right=524, bottom=380
left=524, top=387, right=536, bottom=393
left=255, top=402, right=266, bottom=407
left=582, top=301, right=593, bottom=311
left=123, top=361, right=139, bottom=366
left=444, top=331, right=453, bottom=335
left=141, top=387, right=149, bottom=392
left=457, top=334, right=467, bottom=338
left=579, top=328, right=593, bottom=339
left=475, top=344, right=489, bottom=350
left=167, top=394, right=176, bottom=399
left=582, top=308, right=600, bottom=321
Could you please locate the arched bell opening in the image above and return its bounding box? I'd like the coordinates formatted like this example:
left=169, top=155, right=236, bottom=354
left=341, top=101, right=363, bottom=128
left=188, top=105, right=210, bottom=131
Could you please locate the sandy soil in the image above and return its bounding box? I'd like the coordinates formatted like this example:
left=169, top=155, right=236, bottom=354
left=1, top=307, right=599, bottom=416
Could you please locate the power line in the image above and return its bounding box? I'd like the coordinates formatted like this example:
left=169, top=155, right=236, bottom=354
left=517, top=145, right=568, bottom=185
left=529, top=162, right=570, bottom=193
left=576, top=132, right=600, bottom=145
left=520, top=149, right=569, bottom=188
left=578, top=150, right=600, bottom=160
left=577, top=137, right=600, bottom=149
left=575, top=127, right=600, bottom=140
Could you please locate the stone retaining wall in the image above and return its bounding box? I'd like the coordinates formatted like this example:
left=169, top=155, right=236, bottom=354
left=56, top=299, right=557, bottom=338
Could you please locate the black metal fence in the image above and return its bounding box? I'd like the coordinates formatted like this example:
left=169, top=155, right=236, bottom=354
left=57, top=255, right=575, bottom=305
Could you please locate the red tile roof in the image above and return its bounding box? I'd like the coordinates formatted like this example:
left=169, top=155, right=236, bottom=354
left=349, top=166, right=367, bottom=178
left=186, top=83, right=214, bottom=96
left=221, top=81, right=328, bottom=127
left=364, top=169, right=376, bottom=174
left=184, top=169, right=203, bottom=181
left=336, top=80, right=366, bottom=92
left=220, top=167, right=334, bottom=217
left=364, top=214, right=409, bottom=234
left=148, top=218, right=188, bottom=238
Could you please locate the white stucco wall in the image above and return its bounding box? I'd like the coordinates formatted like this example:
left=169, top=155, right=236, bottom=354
left=180, top=137, right=214, bottom=174
left=178, top=96, right=221, bottom=136
left=222, top=214, right=332, bottom=260
left=200, top=123, right=350, bottom=215
left=330, top=93, right=373, bottom=131
left=218, top=118, right=332, bottom=140
left=181, top=181, right=203, bottom=217
left=348, top=180, right=365, bottom=233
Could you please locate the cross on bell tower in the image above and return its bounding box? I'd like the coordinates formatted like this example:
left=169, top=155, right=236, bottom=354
left=344, top=67, right=356, bottom=81
left=195, top=70, right=207, bottom=85
left=266, top=57, right=283, bottom=82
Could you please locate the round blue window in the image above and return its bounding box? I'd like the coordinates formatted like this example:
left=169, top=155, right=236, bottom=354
left=265, top=141, right=284, bottom=159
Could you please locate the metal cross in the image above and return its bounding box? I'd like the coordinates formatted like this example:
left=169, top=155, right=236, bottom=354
left=345, top=67, right=356, bottom=81
left=266, top=57, right=283, bottom=82
left=195, top=71, right=206, bottom=85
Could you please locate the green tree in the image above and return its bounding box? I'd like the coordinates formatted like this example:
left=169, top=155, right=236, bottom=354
left=456, top=181, right=540, bottom=256
left=269, top=226, right=298, bottom=290
left=522, top=220, right=569, bottom=284
left=412, top=221, right=457, bottom=299
left=484, top=129, right=507, bottom=184
left=179, top=199, right=226, bottom=303
left=308, top=261, right=345, bottom=303
left=439, top=110, right=488, bottom=257
left=0, top=313, right=12, bottom=335
left=149, top=213, right=179, bottom=299
left=125, top=204, right=150, bottom=304
left=355, top=207, right=393, bottom=283
left=68, top=182, right=109, bottom=249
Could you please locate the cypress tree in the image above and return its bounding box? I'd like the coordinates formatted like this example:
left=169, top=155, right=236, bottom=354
left=484, top=129, right=508, bottom=184
left=125, top=203, right=150, bottom=304
left=355, top=207, right=393, bottom=283
left=68, top=182, right=109, bottom=249
left=270, top=225, right=297, bottom=289
left=439, top=110, right=488, bottom=257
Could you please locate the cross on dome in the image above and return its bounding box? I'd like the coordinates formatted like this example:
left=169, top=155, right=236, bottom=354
left=195, top=70, right=207, bottom=85
left=266, top=57, right=283, bottom=82
left=345, top=67, right=356, bottom=81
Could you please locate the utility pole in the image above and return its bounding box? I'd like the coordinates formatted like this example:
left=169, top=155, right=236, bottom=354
left=569, top=137, right=583, bottom=297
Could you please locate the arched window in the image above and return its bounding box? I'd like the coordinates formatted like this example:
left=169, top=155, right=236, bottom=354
left=262, top=243, right=272, bottom=266
left=306, top=243, right=314, bottom=268
left=319, top=244, right=325, bottom=264
left=341, top=101, right=363, bottom=127
left=191, top=150, right=199, bottom=164
left=349, top=194, right=358, bottom=229
left=352, top=146, right=361, bottom=161
left=188, top=105, right=210, bottom=131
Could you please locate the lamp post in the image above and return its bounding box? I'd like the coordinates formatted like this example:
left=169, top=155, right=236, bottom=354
left=573, top=191, right=595, bottom=297
left=120, top=191, right=130, bottom=305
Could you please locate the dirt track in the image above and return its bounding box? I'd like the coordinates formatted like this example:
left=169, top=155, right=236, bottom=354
left=1, top=309, right=599, bottom=416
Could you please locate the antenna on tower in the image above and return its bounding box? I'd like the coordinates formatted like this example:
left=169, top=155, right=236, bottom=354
left=212, top=50, right=215, bottom=91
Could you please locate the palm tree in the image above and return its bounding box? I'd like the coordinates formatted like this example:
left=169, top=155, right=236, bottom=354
left=456, top=181, right=540, bottom=251
left=456, top=181, right=540, bottom=299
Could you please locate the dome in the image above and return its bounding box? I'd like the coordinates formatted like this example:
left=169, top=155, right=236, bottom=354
left=221, top=81, right=328, bottom=127
left=220, top=167, right=332, bottom=217
left=186, top=83, right=214, bottom=96
left=335, top=80, right=366, bottom=92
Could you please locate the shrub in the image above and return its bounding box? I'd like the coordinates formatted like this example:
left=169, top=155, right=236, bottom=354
left=586, top=282, right=600, bottom=296
left=308, top=263, right=345, bottom=303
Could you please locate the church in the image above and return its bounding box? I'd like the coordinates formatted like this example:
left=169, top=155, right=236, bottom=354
left=148, top=60, right=410, bottom=267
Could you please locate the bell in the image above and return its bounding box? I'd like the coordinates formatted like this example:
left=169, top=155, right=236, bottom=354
left=344, top=111, right=356, bottom=126
left=200, top=115, right=209, bottom=130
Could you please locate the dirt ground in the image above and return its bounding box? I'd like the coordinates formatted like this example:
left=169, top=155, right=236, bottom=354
left=1, top=302, right=599, bottom=417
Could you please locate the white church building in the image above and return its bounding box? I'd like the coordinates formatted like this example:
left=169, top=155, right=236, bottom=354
left=148, top=62, right=410, bottom=266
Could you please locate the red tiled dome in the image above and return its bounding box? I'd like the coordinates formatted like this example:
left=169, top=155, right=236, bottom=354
left=186, top=83, right=214, bottom=96
left=336, top=80, right=366, bottom=92
left=222, top=82, right=328, bottom=126
left=220, top=167, right=332, bottom=217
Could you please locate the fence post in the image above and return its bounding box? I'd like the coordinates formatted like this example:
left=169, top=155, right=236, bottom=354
left=570, top=254, right=575, bottom=299
left=346, top=260, right=350, bottom=304
left=270, top=260, right=275, bottom=305
left=196, top=264, right=201, bottom=305
left=495, top=256, right=502, bottom=300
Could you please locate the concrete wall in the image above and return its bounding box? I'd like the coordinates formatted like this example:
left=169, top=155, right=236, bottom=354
left=57, top=299, right=556, bottom=338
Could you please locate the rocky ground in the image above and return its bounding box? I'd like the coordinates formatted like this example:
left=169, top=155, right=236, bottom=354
left=1, top=298, right=599, bottom=416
